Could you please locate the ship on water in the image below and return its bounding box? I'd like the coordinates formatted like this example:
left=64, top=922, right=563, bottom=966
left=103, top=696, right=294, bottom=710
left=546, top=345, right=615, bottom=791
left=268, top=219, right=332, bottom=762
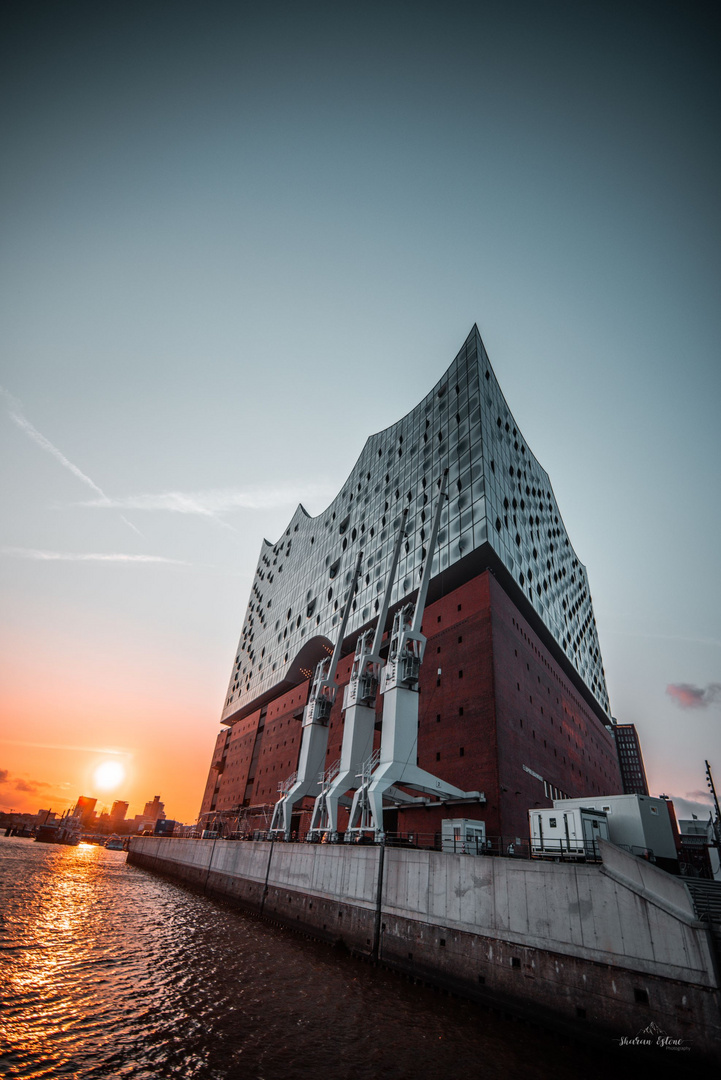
left=35, top=811, right=81, bottom=846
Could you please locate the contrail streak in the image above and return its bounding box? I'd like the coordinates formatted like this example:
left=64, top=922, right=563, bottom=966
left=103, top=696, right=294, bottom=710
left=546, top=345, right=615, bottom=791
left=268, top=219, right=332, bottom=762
left=0, top=386, right=146, bottom=534
left=1, top=386, right=108, bottom=499
left=0, top=547, right=187, bottom=564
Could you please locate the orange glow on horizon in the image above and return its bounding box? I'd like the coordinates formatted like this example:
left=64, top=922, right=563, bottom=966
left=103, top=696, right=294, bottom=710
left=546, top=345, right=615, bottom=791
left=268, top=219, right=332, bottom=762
left=0, top=624, right=219, bottom=823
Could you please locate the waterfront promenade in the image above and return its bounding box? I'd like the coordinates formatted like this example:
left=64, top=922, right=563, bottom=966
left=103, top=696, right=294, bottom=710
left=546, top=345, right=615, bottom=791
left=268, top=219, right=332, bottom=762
left=129, top=834, right=721, bottom=1062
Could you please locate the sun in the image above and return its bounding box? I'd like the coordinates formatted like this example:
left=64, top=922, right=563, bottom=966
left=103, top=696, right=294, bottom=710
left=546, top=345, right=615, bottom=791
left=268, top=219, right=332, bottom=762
left=93, top=760, right=125, bottom=792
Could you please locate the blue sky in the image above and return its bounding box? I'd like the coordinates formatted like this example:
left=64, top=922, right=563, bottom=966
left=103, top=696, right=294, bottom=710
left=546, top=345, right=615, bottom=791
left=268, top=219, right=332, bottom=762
left=1, top=0, right=719, bottom=822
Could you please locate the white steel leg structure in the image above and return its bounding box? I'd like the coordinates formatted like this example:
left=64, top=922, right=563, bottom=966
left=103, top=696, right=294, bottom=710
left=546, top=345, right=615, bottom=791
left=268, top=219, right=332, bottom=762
left=307, top=758, right=343, bottom=840
left=269, top=553, right=362, bottom=841
left=346, top=473, right=480, bottom=841
left=308, top=510, right=408, bottom=841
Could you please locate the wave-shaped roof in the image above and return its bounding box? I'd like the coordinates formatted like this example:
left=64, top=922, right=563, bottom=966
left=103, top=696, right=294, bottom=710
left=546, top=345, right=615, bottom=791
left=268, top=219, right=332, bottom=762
left=222, top=326, right=610, bottom=724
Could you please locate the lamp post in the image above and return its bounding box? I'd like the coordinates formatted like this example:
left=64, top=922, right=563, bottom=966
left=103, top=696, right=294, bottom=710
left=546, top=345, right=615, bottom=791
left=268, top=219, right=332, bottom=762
left=705, top=760, right=721, bottom=844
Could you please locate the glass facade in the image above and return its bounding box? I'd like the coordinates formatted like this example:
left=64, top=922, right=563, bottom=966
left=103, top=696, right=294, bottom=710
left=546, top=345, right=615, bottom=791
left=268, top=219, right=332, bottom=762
left=222, top=326, right=610, bottom=724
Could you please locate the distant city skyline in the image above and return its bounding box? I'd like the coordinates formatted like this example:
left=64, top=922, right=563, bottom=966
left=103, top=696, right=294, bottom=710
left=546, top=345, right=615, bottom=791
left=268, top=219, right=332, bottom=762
left=1, top=1, right=719, bottom=824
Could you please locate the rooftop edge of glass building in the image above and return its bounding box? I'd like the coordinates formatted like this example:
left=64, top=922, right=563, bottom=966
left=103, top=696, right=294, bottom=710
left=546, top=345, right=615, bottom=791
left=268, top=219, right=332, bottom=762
left=223, top=325, right=610, bottom=727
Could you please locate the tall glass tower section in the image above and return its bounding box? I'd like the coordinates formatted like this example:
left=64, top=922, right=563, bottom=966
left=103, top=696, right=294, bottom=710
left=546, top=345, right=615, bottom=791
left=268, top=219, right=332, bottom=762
left=222, top=326, right=610, bottom=728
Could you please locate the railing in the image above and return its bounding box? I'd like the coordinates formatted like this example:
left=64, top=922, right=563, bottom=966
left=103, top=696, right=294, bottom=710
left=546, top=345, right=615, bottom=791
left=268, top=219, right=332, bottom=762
left=318, top=759, right=341, bottom=787
left=678, top=847, right=716, bottom=880
left=277, top=771, right=299, bottom=796
left=181, top=829, right=612, bottom=862
left=445, top=835, right=532, bottom=859
left=613, top=843, right=656, bottom=862
left=356, top=748, right=381, bottom=782
left=529, top=837, right=604, bottom=862
left=301, top=832, right=535, bottom=857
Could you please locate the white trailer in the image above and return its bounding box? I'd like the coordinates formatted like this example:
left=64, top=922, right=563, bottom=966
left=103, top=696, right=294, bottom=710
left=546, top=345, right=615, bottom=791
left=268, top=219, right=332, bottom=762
left=441, top=818, right=487, bottom=855
left=529, top=806, right=609, bottom=859
left=553, top=794, right=677, bottom=866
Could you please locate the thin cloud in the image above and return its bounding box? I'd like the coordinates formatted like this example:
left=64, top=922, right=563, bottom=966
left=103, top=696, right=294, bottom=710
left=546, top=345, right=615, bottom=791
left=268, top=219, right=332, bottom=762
left=667, top=795, right=716, bottom=823
left=15, top=779, right=38, bottom=793
left=0, top=547, right=187, bottom=565
left=0, top=740, right=131, bottom=756
left=666, top=682, right=721, bottom=709
left=608, top=628, right=721, bottom=650
left=0, top=770, right=51, bottom=792
left=78, top=483, right=335, bottom=516
left=685, top=790, right=713, bottom=802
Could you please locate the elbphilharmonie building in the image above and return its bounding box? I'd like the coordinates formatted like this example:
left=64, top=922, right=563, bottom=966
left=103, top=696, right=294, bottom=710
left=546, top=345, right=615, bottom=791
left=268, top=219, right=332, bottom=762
left=201, top=327, right=623, bottom=839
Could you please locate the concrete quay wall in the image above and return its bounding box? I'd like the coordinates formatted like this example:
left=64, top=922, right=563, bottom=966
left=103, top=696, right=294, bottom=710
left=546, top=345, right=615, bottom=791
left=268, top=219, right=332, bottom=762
left=128, top=836, right=720, bottom=1059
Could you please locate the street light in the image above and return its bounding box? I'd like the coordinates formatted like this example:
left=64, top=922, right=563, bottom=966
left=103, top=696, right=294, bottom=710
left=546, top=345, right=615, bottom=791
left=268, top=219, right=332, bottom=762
left=705, top=760, right=721, bottom=844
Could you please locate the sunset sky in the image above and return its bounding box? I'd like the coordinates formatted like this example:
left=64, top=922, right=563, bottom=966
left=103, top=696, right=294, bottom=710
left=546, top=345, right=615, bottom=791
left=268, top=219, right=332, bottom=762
left=1, top=1, right=719, bottom=824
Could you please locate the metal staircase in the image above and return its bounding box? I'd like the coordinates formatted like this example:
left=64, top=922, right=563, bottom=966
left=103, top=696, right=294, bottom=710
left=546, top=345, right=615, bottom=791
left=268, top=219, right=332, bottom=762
left=684, top=878, right=721, bottom=963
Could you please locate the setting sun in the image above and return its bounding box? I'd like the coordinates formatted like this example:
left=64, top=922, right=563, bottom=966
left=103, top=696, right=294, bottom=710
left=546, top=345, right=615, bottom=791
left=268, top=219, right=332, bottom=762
left=93, top=761, right=125, bottom=792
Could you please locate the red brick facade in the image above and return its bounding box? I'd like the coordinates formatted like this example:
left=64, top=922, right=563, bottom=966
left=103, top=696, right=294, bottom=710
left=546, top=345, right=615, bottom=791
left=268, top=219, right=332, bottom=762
left=201, top=571, right=622, bottom=842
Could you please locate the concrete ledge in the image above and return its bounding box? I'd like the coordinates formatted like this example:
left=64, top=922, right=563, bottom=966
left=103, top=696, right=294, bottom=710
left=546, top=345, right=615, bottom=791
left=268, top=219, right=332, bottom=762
left=599, top=839, right=701, bottom=925
left=127, top=837, right=721, bottom=1061
left=381, top=845, right=718, bottom=985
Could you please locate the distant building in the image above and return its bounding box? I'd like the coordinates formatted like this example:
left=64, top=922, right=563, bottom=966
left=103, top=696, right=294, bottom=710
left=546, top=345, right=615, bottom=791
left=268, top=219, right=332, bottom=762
left=154, top=818, right=177, bottom=837
left=679, top=816, right=711, bottom=839
left=612, top=722, right=649, bottom=795
left=677, top=815, right=720, bottom=880
left=201, top=326, right=623, bottom=840
left=142, top=796, right=165, bottom=823
left=73, top=796, right=97, bottom=826
left=110, top=800, right=129, bottom=824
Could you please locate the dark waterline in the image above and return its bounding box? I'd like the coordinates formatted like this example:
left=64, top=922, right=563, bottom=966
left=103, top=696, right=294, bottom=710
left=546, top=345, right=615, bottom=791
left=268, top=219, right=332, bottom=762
left=0, top=837, right=690, bottom=1079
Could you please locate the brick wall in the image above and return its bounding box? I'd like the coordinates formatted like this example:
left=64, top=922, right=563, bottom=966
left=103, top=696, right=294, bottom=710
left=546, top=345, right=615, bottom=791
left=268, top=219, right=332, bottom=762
left=201, top=571, right=622, bottom=841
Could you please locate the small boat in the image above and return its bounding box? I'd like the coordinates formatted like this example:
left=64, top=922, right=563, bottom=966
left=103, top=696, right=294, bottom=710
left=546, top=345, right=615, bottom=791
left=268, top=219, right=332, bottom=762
left=105, top=835, right=125, bottom=850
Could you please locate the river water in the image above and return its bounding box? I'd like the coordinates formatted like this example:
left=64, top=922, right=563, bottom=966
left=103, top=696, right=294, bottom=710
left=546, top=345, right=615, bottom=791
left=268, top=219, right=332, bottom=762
left=0, top=836, right=689, bottom=1079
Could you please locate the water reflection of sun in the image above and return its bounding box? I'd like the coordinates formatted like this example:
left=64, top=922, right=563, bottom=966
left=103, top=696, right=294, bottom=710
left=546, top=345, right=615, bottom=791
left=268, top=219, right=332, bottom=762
left=7, top=845, right=102, bottom=1046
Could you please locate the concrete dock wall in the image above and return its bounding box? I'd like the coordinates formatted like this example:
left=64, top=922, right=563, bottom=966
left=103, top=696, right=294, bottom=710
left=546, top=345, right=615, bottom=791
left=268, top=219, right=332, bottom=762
left=128, top=836, right=720, bottom=1059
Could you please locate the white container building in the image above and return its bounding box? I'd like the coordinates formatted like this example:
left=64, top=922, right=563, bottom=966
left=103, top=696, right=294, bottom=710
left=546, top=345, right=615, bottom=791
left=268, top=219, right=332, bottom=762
left=553, top=794, right=678, bottom=871
left=441, top=818, right=486, bottom=855
left=529, top=806, right=609, bottom=859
